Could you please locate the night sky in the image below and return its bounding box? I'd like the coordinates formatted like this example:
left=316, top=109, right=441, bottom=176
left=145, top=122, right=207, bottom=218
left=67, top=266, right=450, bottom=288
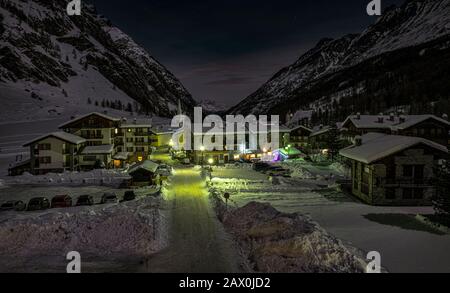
left=89, top=0, right=405, bottom=107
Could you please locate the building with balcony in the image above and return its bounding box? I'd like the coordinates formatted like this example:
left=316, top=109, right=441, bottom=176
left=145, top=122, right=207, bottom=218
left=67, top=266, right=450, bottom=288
left=341, top=114, right=450, bottom=146
left=118, top=118, right=158, bottom=164
left=23, top=132, right=86, bottom=175
left=339, top=133, right=448, bottom=206
left=59, top=112, right=121, bottom=147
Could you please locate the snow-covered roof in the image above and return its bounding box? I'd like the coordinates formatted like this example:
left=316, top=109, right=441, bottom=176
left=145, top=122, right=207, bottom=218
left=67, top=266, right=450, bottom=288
left=120, top=119, right=153, bottom=128
left=128, top=160, right=159, bottom=174
left=310, top=126, right=331, bottom=137
left=81, top=145, right=114, bottom=155
left=59, top=112, right=121, bottom=128
left=151, top=125, right=179, bottom=134
left=23, top=132, right=86, bottom=146
left=339, top=133, right=448, bottom=164
left=342, top=114, right=450, bottom=131
left=113, top=152, right=130, bottom=160
left=289, top=125, right=313, bottom=133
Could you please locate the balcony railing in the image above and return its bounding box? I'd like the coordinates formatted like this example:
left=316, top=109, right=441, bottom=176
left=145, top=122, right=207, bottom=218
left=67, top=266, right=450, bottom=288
left=81, top=134, right=104, bottom=140
left=380, top=178, right=432, bottom=187
left=134, top=142, right=149, bottom=146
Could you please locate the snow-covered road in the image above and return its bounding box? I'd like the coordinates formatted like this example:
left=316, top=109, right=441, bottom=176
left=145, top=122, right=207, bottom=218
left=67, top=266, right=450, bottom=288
left=142, top=167, right=240, bottom=273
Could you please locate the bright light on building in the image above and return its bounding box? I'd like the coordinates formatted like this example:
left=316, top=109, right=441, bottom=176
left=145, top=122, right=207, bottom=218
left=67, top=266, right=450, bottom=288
left=138, top=156, right=143, bottom=162
left=169, top=139, right=174, bottom=147
left=208, top=158, right=214, bottom=164
left=114, top=128, right=118, bottom=135
left=200, top=145, right=205, bottom=152
left=233, top=154, right=240, bottom=160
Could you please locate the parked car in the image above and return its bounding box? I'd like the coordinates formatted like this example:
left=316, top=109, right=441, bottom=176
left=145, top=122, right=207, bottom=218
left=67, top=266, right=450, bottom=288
left=265, top=166, right=291, bottom=177
left=76, top=195, right=95, bottom=206
left=0, top=200, right=26, bottom=212
left=253, top=162, right=271, bottom=172
left=27, top=197, right=50, bottom=211
left=51, top=195, right=73, bottom=208
left=101, top=193, right=118, bottom=204
left=121, top=191, right=136, bottom=202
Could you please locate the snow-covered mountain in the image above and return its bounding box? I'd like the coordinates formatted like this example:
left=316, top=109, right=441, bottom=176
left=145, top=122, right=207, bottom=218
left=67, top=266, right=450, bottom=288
left=0, top=0, right=196, bottom=123
left=228, top=0, right=450, bottom=118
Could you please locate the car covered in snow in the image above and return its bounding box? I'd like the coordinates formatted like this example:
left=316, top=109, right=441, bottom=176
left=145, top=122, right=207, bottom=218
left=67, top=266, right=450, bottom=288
left=101, top=193, right=118, bottom=204
left=0, top=200, right=26, bottom=212
left=51, top=195, right=73, bottom=209
left=252, top=162, right=272, bottom=172
left=27, top=197, right=50, bottom=211
left=76, top=195, right=95, bottom=206
left=264, top=166, right=291, bottom=177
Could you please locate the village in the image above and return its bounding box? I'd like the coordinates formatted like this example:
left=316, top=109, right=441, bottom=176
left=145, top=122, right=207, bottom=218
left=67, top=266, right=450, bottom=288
left=0, top=109, right=450, bottom=273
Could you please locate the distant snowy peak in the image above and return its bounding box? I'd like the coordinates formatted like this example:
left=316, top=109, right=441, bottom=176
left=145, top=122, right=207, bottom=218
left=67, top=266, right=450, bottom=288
left=197, top=99, right=228, bottom=114
left=0, top=0, right=196, bottom=118
left=229, top=0, right=450, bottom=115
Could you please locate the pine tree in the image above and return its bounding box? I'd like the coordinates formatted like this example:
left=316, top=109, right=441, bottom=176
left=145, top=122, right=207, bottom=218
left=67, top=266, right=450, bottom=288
left=126, top=102, right=133, bottom=113
left=87, top=97, right=92, bottom=105
left=433, top=160, right=450, bottom=221
left=326, top=122, right=340, bottom=162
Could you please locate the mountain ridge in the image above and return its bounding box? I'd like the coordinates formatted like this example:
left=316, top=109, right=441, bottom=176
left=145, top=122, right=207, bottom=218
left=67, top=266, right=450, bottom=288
left=0, top=0, right=196, bottom=121
left=228, top=0, right=450, bottom=120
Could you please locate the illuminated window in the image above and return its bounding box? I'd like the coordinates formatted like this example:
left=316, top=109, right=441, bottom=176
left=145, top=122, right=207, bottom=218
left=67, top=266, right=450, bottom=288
left=138, top=156, right=143, bottom=162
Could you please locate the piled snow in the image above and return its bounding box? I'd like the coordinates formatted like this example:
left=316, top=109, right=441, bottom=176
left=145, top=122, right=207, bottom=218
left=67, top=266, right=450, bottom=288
left=4, top=169, right=131, bottom=187
left=211, top=194, right=366, bottom=273
left=0, top=197, right=168, bottom=272
left=278, top=161, right=314, bottom=179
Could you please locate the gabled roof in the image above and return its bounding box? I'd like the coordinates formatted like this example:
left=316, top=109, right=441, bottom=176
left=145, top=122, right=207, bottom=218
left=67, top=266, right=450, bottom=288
left=342, top=114, right=450, bottom=131
left=59, top=112, right=121, bottom=129
left=23, top=132, right=86, bottom=146
left=289, top=125, right=313, bottom=133
left=339, top=133, right=448, bottom=164
left=128, top=160, right=159, bottom=174
left=81, top=145, right=114, bottom=155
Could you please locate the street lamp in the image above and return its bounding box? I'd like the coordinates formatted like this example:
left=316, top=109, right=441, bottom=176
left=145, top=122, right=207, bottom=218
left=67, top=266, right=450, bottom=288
left=200, top=145, right=205, bottom=166
left=208, top=158, right=214, bottom=165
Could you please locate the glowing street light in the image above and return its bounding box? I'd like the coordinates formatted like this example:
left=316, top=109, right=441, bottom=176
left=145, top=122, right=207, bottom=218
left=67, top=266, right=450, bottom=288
left=208, top=158, right=214, bottom=165
left=200, top=145, right=205, bottom=166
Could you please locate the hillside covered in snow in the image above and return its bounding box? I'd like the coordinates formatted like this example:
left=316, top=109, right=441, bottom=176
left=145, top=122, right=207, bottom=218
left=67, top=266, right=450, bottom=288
left=0, top=0, right=196, bottom=122
left=228, top=0, right=450, bottom=122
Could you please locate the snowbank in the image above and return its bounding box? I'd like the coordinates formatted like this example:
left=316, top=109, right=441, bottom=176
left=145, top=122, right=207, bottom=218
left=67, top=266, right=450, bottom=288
left=0, top=197, right=168, bottom=272
left=211, top=191, right=366, bottom=273
left=279, top=161, right=314, bottom=179
left=5, top=169, right=131, bottom=187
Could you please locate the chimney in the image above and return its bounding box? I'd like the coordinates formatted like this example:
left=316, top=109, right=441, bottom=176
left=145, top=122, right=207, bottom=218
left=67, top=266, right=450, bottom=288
left=442, top=114, right=448, bottom=121
left=355, top=136, right=363, bottom=146
left=378, top=113, right=384, bottom=124
left=390, top=112, right=395, bottom=121
left=356, top=112, right=361, bottom=120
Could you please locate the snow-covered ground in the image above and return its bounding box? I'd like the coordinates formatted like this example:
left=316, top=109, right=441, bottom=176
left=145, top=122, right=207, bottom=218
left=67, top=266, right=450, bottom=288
left=0, top=195, right=168, bottom=273
left=210, top=164, right=450, bottom=273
